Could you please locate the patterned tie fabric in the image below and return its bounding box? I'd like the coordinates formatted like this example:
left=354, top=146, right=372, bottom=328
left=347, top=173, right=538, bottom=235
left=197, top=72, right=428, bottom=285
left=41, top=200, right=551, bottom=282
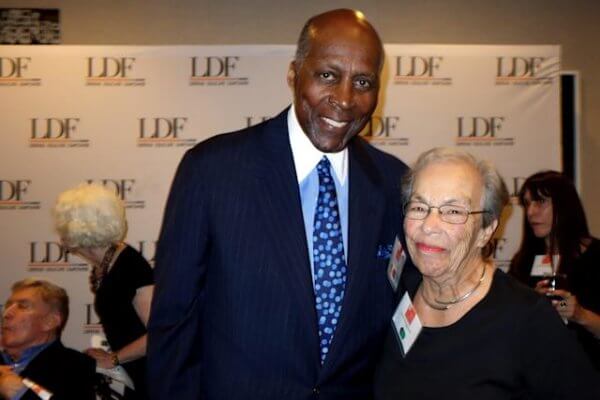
left=313, top=156, right=347, bottom=363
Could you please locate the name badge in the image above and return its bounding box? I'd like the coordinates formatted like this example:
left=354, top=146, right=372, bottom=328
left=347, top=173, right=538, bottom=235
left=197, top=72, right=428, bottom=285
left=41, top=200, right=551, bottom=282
left=387, top=236, right=407, bottom=291
left=392, top=292, right=422, bottom=356
left=531, top=254, right=560, bottom=277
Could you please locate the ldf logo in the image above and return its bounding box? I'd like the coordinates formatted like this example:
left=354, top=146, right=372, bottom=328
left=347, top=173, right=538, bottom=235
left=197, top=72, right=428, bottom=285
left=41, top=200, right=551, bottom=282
left=31, top=118, right=80, bottom=139
left=245, top=116, right=270, bottom=127
left=191, top=56, right=238, bottom=78
left=86, top=179, right=135, bottom=200
left=85, top=304, right=101, bottom=325
left=87, top=57, right=135, bottom=78
left=29, top=242, right=71, bottom=264
left=497, top=57, right=546, bottom=78
left=395, top=56, right=443, bottom=77
left=139, top=118, right=187, bottom=139
left=510, top=177, right=526, bottom=199
left=0, top=57, right=30, bottom=78
left=0, top=180, right=30, bottom=201
left=362, top=116, right=399, bottom=138
left=136, top=240, right=157, bottom=264
left=457, top=117, right=504, bottom=138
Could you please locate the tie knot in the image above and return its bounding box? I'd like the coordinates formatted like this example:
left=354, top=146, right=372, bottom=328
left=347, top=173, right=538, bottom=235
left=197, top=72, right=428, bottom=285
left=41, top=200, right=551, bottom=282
left=316, top=157, right=332, bottom=178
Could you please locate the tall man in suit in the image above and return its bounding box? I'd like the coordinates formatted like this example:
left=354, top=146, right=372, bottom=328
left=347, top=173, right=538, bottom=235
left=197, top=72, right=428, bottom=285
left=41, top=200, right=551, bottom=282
left=0, top=278, right=96, bottom=400
left=147, top=8, right=409, bottom=400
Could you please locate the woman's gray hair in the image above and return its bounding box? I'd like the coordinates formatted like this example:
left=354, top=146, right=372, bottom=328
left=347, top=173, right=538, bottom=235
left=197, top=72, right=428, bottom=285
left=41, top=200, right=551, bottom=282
left=402, top=147, right=509, bottom=228
left=53, top=183, right=127, bottom=248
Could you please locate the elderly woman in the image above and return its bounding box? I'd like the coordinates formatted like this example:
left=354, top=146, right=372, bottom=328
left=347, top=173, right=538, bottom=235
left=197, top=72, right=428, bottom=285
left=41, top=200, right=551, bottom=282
left=374, top=148, right=599, bottom=399
left=53, top=183, right=152, bottom=400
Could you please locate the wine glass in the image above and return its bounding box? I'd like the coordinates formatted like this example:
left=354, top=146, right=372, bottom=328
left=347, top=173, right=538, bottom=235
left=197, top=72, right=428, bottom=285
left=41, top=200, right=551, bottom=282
left=545, top=272, right=568, bottom=301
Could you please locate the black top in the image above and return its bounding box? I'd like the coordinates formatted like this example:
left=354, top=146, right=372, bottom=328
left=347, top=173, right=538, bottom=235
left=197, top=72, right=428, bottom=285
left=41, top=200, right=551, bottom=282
left=1, top=341, right=96, bottom=400
left=565, top=238, right=600, bottom=369
left=95, top=244, right=153, bottom=399
left=374, top=268, right=600, bottom=400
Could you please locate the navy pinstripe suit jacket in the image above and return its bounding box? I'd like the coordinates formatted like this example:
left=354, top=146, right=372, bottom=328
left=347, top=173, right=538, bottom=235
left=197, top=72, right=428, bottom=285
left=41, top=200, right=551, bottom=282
left=147, top=109, right=409, bottom=400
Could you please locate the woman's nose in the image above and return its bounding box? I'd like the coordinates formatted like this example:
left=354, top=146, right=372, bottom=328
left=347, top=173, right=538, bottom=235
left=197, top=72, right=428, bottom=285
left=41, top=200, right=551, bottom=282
left=421, top=208, right=443, bottom=233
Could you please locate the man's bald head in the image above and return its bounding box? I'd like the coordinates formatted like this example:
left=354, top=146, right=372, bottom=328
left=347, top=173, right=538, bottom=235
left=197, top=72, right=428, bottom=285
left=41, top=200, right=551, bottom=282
left=294, top=9, right=384, bottom=71
left=287, top=9, right=384, bottom=153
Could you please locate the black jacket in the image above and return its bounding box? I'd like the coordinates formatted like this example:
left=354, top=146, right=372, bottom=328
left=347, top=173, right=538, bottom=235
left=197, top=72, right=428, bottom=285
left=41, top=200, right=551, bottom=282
left=1, top=340, right=96, bottom=400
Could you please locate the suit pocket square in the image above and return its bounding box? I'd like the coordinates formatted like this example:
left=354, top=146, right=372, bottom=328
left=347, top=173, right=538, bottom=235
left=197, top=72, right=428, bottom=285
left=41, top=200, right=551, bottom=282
left=376, top=244, right=394, bottom=260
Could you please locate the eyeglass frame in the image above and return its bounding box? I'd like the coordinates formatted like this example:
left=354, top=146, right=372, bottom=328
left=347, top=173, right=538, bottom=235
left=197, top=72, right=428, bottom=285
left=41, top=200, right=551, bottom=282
left=403, top=200, right=490, bottom=225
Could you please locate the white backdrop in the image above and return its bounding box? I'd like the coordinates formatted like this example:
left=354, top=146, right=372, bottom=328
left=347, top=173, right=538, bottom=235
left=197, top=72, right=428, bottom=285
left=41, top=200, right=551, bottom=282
left=0, top=44, right=560, bottom=350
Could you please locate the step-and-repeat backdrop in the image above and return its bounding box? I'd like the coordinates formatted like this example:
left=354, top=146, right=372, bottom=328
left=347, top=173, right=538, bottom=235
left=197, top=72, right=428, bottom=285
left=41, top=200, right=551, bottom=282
left=0, top=44, right=560, bottom=350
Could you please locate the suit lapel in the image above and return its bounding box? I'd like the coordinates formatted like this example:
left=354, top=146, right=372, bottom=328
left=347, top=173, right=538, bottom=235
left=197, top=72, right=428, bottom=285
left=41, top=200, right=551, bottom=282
left=250, top=115, right=388, bottom=372
left=252, top=110, right=321, bottom=365
left=322, top=138, right=386, bottom=371
left=20, top=340, right=61, bottom=379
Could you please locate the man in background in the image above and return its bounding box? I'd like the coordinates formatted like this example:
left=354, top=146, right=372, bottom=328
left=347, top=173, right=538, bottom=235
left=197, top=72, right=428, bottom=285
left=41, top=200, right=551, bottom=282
left=148, top=8, right=409, bottom=399
left=0, top=278, right=96, bottom=400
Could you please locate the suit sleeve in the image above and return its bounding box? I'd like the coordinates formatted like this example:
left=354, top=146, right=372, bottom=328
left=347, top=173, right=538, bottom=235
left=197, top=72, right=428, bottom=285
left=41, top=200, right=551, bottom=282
left=147, top=149, right=211, bottom=399
left=19, top=351, right=96, bottom=400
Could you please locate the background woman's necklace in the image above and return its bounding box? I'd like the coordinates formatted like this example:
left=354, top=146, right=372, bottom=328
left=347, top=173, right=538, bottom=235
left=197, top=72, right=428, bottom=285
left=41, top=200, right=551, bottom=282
left=90, top=244, right=118, bottom=293
left=421, top=264, right=487, bottom=311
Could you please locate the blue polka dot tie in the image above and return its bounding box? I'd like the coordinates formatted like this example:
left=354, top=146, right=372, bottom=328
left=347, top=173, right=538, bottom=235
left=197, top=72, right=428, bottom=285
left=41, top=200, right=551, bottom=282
left=313, top=156, right=347, bottom=363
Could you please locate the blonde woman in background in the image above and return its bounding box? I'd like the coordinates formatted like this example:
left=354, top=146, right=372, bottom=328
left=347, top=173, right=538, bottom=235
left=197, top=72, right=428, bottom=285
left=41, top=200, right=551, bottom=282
left=53, top=184, right=153, bottom=400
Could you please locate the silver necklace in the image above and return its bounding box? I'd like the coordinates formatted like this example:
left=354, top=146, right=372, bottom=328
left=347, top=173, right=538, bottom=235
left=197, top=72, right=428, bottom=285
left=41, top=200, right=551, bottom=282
left=421, top=264, right=487, bottom=311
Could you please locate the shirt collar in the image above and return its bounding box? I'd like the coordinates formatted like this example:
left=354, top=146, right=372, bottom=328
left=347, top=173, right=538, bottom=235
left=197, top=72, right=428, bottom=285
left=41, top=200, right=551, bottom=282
left=1, top=340, right=54, bottom=372
left=287, top=106, right=348, bottom=184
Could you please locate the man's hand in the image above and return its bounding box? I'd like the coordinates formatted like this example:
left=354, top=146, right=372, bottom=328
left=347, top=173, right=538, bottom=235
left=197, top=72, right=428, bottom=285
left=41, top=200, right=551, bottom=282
left=0, top=366, right=25, bottom=399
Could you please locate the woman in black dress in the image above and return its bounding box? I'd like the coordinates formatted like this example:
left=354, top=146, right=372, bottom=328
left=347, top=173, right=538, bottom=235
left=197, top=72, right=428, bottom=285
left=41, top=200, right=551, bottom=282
left=53, top=183, right=153, bottom=399
left=510, top=170, right=600, bottom=369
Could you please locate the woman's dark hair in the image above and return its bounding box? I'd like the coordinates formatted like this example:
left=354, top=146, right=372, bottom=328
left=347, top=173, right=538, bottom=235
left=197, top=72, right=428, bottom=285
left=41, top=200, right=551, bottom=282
left=509, top=170, right=590, bottom=283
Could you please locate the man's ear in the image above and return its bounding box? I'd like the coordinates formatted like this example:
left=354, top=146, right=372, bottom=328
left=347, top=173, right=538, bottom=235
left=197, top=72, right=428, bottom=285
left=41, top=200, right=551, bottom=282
left=477, top=219, right=498, bottom=248
left=43, top=310, right=62, bottom=333
left=287, top=61, right=297, bottom=89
